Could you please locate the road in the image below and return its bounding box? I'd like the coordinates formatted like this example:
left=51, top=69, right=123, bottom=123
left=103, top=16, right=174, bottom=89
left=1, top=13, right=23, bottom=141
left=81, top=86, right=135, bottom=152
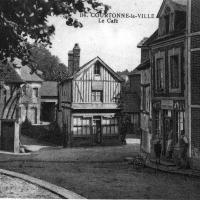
left=0, top=143, right=200, bottom=199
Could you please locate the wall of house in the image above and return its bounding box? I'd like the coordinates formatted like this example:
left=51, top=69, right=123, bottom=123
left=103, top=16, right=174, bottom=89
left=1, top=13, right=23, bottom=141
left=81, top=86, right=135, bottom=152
left=129, top=74, right=141, bottom=95
left=72, top=64, right=121, bottom=104
left=140, top=67, right=152, bottom=153
left=141, top=48, right=150, bottom=63
left=188, top=0, right=200, bottom=169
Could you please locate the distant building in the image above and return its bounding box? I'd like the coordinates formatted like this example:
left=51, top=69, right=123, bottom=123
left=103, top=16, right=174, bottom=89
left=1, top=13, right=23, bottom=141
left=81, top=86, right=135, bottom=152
left=122, top=69, right=141, bottom=135
left=17, top=65, right=43, bottom=124
left=40, top=81, right=58, bottom=123
left=58, top=44, right=123, bottom=147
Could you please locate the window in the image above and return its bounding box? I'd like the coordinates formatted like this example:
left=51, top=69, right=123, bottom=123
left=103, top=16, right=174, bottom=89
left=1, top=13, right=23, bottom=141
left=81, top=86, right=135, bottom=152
left=168, top=48, right=181, bottom=93
left=165, top=15, right=170, bottom=34
left=170, top=55, right=179, bottom=89
left=94, top=63, right=101, bottom=75
left=155, top=57, right=165, bottom=92
left=73, top=117, right=91, bottom=136
left=33, top=88, right=38, bottom=97
left=102, top=117, right=118, bottom=135
left=92, top=90, right=103, bottom=102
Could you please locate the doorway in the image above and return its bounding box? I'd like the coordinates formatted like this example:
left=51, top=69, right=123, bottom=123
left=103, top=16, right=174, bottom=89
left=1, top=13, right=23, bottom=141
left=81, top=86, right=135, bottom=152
left=163, top=110, right=173, bottom=156
left=93, top=117, right=102, bottom=144
left=30, top=107, right=37, bottom=124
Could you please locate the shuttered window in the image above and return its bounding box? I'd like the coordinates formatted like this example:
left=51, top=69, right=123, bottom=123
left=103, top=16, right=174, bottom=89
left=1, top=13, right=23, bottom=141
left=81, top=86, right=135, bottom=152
left=170, top=55, right=179, bottom=89
left=156, top=58, right=165, bottom=91
left=168, top=48, right=181, bottom=93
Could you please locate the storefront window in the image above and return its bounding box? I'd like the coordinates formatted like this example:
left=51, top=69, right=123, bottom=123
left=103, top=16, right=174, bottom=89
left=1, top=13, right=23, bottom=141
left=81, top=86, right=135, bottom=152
left=102, top=117, right=118, bottom=135
left=73, top=117, right=91, bottom=136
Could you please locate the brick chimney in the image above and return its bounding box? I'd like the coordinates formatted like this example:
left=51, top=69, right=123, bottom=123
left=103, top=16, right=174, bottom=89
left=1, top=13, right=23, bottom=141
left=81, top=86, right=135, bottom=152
left=68, top=50, right=74, bottom=75
left=68, top=43, right=80, bottom=75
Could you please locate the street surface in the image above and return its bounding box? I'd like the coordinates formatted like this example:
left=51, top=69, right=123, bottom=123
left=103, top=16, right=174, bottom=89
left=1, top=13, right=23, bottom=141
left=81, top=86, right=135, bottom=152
left=0, top=141, right=200, bottom=199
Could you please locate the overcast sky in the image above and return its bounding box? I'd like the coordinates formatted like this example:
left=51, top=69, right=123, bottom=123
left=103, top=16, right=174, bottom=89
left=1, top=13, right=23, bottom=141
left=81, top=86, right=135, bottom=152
left=48, top=0, right=163, bottom=72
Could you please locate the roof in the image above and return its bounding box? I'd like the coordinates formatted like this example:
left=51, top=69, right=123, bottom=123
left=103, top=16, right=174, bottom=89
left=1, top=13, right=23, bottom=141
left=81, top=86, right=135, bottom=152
left=40, top=81, right=58, bottom=97
left=129, top=68, right=141, bottom=76
left=0, top=63, right=24, bottom=84
left=157, top=0, right=187, bottom=18
left=137, top=37, right=149, bottom=48
left=21, top=65, right=43, bottom=82
left=136, top=59, right=150, bottom=71
left=64, top=56, right=124, bottom=82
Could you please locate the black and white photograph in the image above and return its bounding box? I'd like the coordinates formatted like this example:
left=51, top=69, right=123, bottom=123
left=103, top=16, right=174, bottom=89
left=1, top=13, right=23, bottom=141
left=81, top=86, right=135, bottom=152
left=0, top=0, right=200, bottom=199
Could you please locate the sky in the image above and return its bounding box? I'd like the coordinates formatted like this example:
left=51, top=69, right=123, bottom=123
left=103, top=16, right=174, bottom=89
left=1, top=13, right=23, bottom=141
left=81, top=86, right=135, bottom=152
left=48, top=0, right=163, bottom=72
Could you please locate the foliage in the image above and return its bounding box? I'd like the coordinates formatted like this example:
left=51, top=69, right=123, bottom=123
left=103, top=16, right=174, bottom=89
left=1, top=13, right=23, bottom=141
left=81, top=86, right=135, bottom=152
left=30, top=45, right=68, bottom=81
left=0, top=0, right=109, bottom=65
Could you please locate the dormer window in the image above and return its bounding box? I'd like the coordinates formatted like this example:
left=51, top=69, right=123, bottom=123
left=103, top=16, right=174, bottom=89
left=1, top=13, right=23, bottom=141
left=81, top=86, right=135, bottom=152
left=94, top=62, right=101, bottom=76
left=165, top=14, right=170, bottom=34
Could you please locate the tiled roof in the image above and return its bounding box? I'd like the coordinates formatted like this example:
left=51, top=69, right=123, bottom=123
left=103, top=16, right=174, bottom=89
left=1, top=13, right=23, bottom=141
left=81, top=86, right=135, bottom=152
left=40, top=81, right=58, bottom=97
left=21, top=65, right=43, bottom=82
left=0, top=63, right=24, bottom=84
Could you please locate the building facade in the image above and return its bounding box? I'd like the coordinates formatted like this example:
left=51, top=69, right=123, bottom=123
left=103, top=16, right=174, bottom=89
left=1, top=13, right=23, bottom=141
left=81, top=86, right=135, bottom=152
left=122, top=71, right=141, bottom=135
left=18, top=65, right=43, bottom=124
left=136, top=38, right=152, bottom=153
left=139, top=0, right=187, bottom=160
left=58, top=44, right=123, bottom=147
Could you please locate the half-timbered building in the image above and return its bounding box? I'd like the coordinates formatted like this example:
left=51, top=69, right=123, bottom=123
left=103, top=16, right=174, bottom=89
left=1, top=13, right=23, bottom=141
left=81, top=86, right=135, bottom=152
left=0, top=63, right=24, bottom=152
left=58, top=44, right=123, bottom=147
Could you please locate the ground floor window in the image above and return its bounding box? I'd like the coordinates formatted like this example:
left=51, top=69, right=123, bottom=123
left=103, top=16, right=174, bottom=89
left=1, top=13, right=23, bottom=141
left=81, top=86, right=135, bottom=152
left=73, top=117, right=91, bottom=136
left=102, top=117, right=118, bottom=135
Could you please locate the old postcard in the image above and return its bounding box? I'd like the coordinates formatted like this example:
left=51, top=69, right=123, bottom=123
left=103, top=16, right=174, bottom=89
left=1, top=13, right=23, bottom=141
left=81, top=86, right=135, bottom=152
left=0, top=0, right=200, bottom=199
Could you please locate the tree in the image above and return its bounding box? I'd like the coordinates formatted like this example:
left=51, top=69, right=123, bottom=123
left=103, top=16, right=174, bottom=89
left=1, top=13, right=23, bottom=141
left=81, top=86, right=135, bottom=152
left=0, top=0, right=110, bottom=65
left=30, top=45, right=69, bottom=81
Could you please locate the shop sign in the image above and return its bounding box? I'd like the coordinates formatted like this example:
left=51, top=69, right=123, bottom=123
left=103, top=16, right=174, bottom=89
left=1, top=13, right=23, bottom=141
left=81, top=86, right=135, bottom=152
left=161, top=100, right=173, bottom=109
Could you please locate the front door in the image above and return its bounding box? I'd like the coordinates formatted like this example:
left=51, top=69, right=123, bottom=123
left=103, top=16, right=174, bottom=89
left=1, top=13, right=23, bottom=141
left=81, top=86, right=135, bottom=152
left=163, top=110, right=172, bottom=156
left=93, top=117, right=102, bottom=144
